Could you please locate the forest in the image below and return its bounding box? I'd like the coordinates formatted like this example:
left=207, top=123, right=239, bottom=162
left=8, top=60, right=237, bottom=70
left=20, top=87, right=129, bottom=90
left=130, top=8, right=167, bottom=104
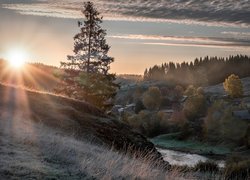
left=144, top=55, right=250, bottom=86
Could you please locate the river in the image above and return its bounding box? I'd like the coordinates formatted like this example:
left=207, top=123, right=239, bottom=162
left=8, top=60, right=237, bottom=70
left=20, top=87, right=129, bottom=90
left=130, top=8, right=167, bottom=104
left=157, top=148, right=225, bottom=168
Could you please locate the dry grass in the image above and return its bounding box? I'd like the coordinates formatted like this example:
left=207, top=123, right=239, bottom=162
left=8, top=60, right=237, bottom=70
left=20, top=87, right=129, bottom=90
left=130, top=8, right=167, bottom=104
left=0, top=83, right=192, bottom=179
left=0, top=83, right=225, bottom=179
left=0, top=118, right=191, bottom=179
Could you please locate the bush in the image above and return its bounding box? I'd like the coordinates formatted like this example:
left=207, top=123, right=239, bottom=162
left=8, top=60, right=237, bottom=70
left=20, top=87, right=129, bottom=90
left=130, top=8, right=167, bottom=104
left=183, top=94, right=207, bottom=120
left=177, top=123, right=192, bottom=140
left=224, top=156, right=250, bottom=180
left=133, top=86, right=145, bottom=101
left=203, top=100, right=225, bottom=140
left=223, top=74, right=243, bottom=98
left=170, top=111, right=187, bottom=126
left=184, top=85, right=196, bottom=96
left=174, top=85, right=184, bottom=100
left=135, top=111, right=159, bottom=137
left=124, top=111, right=158, bottom=137
left=142, top=87, right=162, bottom=111
left=134, top=100, right=146, bottom=114
left=125, top=114, right=141, bottom=130
left=244, top=125, right=250, bottom=148
left=124, top=110, right=174, bottom=137
left=204, top=101, right=248, bottom=143
left=194, top=161, right=219, bottom=172
left=196, top=87, right=205, bottom=95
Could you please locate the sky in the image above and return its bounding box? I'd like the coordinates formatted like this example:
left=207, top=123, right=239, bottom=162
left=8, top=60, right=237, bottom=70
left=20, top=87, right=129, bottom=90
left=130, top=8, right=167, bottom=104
left=0, top=0, right=250, bottom=74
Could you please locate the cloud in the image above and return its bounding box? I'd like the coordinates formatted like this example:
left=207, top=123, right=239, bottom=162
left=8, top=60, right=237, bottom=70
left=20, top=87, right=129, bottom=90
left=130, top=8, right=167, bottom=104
left=1, top=0, right=250, bottom=27
left=108, top=34, right=250, bottom=49
left=221, top=31, right=250, bottom=39
left=1, top=1, right=82, bottom=19
left=143, top=42, right=250, bottom=50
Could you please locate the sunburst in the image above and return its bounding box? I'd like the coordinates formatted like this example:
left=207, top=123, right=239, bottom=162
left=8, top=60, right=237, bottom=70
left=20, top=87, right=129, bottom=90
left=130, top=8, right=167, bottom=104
left=5, top=48, right=27, bottom=68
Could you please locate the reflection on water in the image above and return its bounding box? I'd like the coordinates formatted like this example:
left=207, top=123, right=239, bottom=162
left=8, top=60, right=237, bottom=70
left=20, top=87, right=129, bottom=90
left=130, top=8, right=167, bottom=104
left=157, top=148, right=225, bottom=168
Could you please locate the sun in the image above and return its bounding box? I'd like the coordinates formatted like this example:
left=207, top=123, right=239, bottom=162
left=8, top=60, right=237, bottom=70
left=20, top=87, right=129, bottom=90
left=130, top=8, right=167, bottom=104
left=6, top=48, right=27, bottom=68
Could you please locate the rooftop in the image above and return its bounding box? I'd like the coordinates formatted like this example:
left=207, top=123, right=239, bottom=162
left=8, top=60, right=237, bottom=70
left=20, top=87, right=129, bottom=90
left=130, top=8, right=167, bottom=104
left=232, top=110, right=250, bottom=120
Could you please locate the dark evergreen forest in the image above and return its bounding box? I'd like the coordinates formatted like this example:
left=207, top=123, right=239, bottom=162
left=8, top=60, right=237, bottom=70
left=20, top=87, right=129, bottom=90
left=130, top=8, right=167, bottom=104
left=144, top=55, right=250, bottom=86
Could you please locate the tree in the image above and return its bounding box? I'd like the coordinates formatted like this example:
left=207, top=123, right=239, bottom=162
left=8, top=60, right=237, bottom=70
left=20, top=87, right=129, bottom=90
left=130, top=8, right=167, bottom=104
left=223, top=74, right=243, bottom=98
left=142, top=87, right=162, bottom=110
left=183, top=93, right=206, bottom=120
left=59, top=1, right=119, bottom=110
left=184, top=85, right=196, bottom=96
left=196, top=87, right=205, bottom=95
left=134, top=99, right=145, bottom=114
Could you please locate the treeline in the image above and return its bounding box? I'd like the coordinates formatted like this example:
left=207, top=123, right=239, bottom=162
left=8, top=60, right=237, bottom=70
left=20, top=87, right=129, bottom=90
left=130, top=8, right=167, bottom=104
left=144, top=55, right=250, bottom=86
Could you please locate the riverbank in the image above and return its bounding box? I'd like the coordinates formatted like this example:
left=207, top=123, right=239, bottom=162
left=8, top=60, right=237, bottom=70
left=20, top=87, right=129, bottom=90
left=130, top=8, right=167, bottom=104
left=151, top=133, right=231, bottom=160
left=157, top=148, right=225, bottom=168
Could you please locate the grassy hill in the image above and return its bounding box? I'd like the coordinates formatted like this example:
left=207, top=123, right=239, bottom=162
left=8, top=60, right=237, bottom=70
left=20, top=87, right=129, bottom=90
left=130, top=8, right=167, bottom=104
left=0, top=83, right=175, bottom=179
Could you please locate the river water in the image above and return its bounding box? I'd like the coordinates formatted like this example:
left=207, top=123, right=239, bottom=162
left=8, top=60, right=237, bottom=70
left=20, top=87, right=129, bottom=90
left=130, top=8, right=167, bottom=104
left=157, top=148, right=225, bottom=168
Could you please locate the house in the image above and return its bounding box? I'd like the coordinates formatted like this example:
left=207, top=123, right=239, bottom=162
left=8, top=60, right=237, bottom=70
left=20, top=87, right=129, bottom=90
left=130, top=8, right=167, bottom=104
left=111, top=105, right=123, bottom=115
left=116, top=104, right=136, bottom=116
left=124, top=103, right=136, bottom=111
left=180, top=96, right=188, bottom=103
left=232, top=99, right=242, bottom=106
left=246, top=102, right=250, bottom=109
left=243, top=99, right=250, bottom=109
left=161, top=109, right=174, bottom=114
left=232, top=110, right=250, bottom=120
left=160, top=109, right=174, bottom=117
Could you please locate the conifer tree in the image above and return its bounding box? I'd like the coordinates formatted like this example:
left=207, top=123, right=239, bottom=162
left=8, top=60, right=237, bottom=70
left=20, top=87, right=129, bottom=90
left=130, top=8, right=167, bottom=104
left=59, top=1, right=119, bottom=110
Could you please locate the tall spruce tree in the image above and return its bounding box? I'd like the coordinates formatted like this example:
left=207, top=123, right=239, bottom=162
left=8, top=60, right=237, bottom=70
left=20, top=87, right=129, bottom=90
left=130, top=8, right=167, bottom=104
left=59, top=1, right=119, bottom=110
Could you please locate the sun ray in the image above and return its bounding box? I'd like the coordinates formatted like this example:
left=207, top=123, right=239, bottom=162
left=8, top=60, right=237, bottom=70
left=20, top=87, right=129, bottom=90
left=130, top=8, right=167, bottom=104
left=5, top=48, right=27, bottom=69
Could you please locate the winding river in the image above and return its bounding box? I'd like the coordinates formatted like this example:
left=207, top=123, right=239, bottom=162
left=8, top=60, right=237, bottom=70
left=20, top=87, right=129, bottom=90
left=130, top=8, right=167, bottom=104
left=157, top=148, right=225, bottom=168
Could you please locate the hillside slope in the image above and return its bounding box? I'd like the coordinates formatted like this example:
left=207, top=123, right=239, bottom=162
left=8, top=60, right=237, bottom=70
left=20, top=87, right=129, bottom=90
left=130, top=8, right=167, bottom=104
left=0, top=83, right=169, bottom=178
left=0, top=62, right=59, bottom=91
left=205, top=76, right=250, bottom=96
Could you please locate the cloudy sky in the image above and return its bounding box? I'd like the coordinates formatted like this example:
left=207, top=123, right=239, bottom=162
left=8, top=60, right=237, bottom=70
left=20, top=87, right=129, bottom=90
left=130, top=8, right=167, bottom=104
left=0, top=0, right=250, bottom=74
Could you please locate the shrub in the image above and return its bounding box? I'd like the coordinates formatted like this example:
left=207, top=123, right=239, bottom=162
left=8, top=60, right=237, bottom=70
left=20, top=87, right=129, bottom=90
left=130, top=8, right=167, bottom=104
left=124, top=110, right=172, bottom=137
left=224, top=156, right=250, bottom=179
left=196, top=87, right=205, bottom=95
left=157, top=111, right=173, bottom=132
left=183, top=94, right=207, bottom=120
left=184, top=85, right=196, bottom=96
left=134, top=99, right=146, bottom=114
left=138, top=110, right=161, bottom=137
left=194, top=160, right=219, bottom=172
left=124, top=111, right=156, bottom=137
left=203, top=100, right=226, bottom=140
left=244, top=125, right=250, bottom=148
left=142, top=87, right=162, bottom=111
left=220, top=109, right=247, bottom=142
left=177, top=123, right=192, bottom=140
left=174, top=85, right=184, bottom=99
left=133, top=86, right=145, bottom=101
left=170, top=111, right=191, bottom=139
left=125, top=114, right=141, bottom=130
left=223, top=74, right=243, bottom=98
left=204, top=101, right=248, bottom=143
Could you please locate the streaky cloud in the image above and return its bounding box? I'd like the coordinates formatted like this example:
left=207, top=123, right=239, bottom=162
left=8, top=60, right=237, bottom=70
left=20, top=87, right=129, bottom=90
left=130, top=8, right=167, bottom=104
left=143, top=42, right=250, bottom=50
left=108, top=34, right=250, bottom=49
left=1, top=0, right=250, bottom=27
left=221, top=31, right=250, bottom=39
